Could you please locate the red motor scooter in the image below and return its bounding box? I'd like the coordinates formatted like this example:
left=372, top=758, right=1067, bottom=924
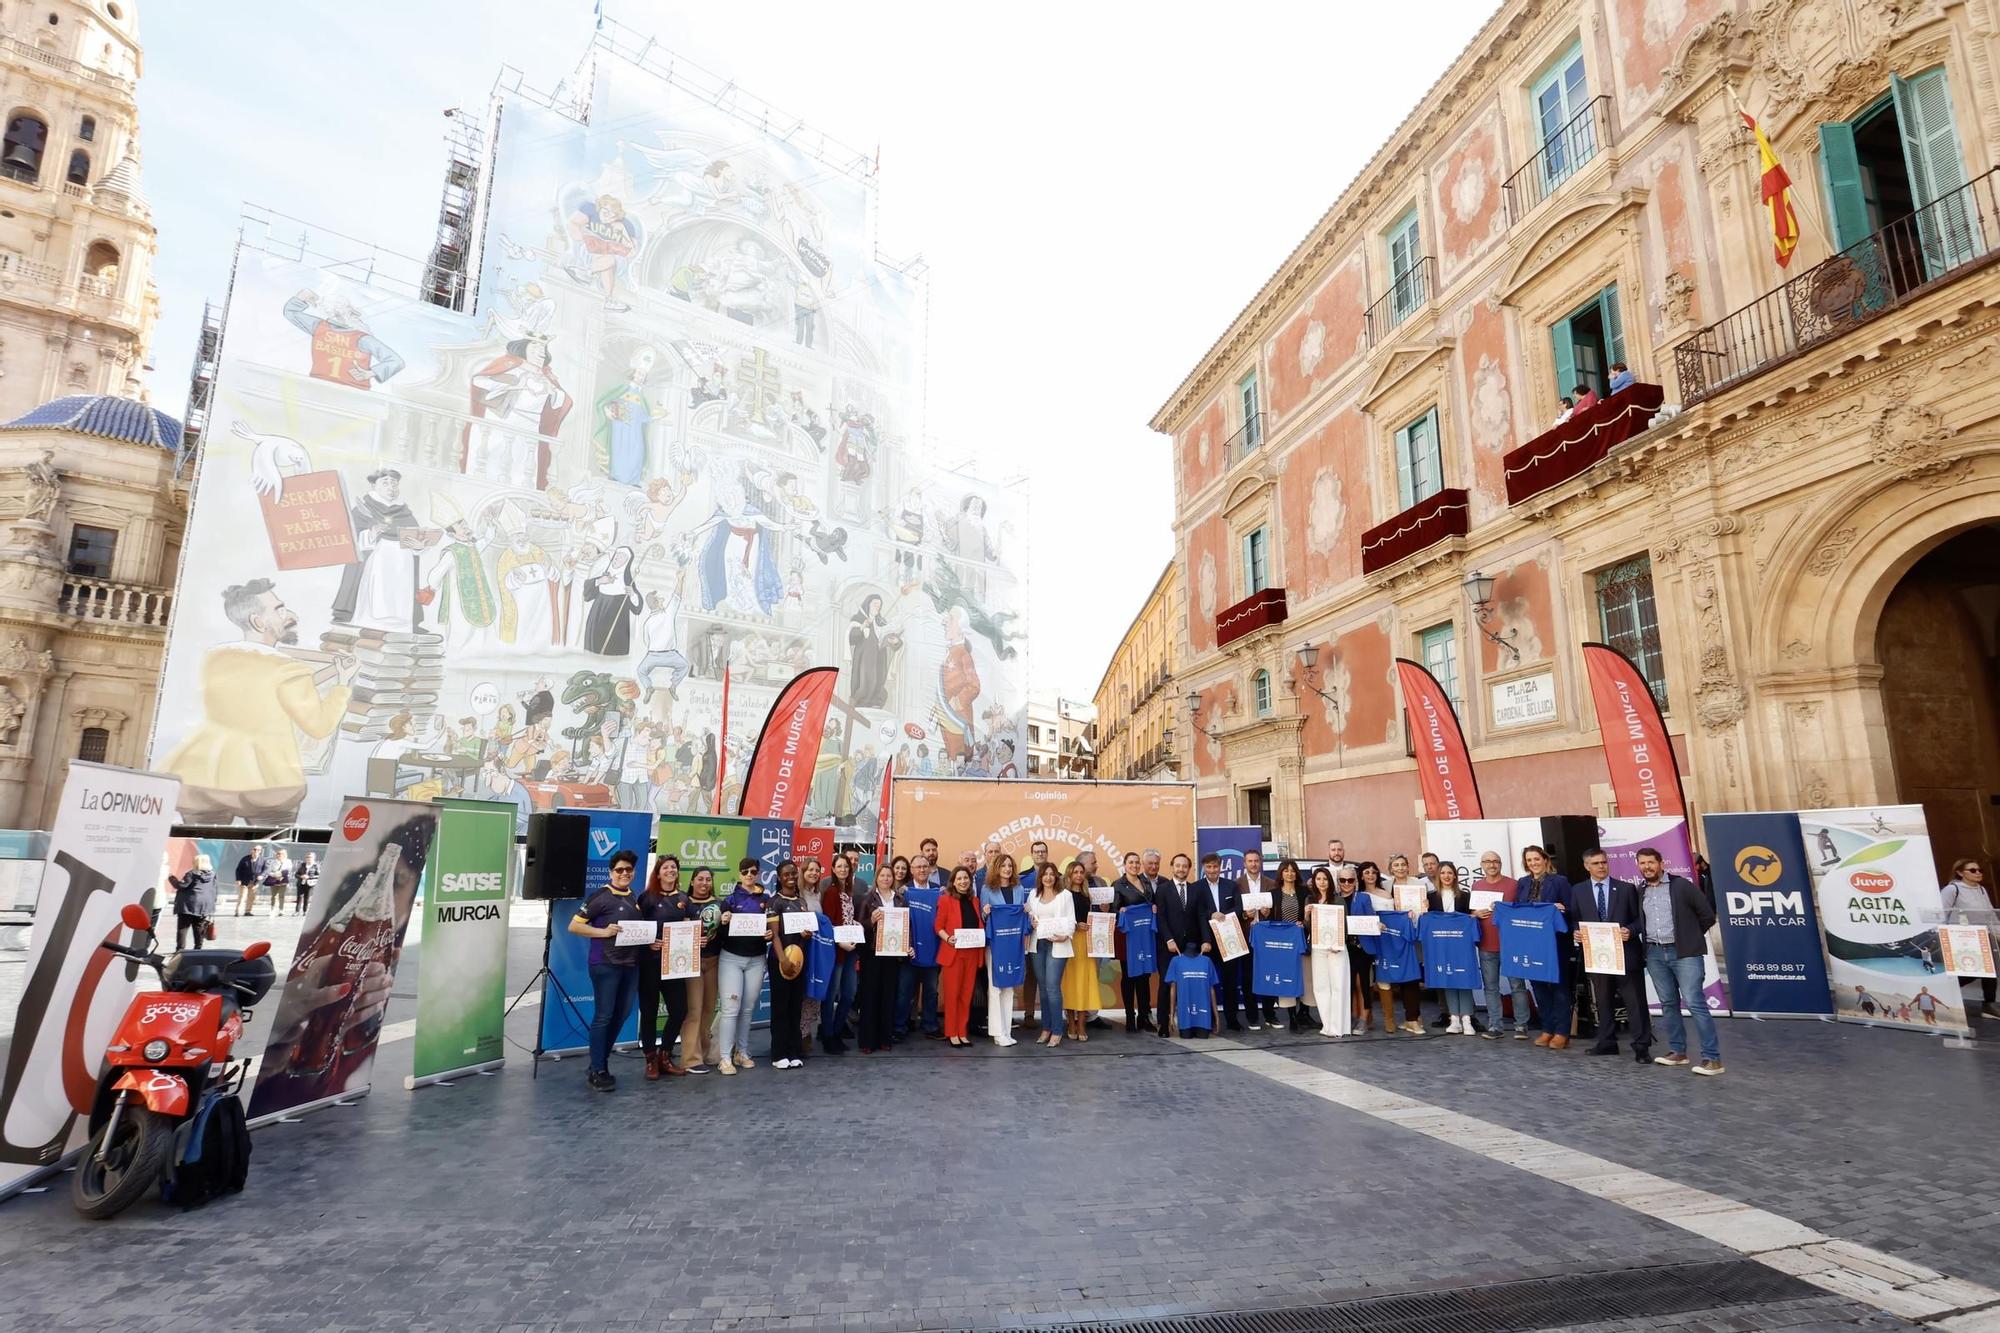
left=71, top=902, right=276, bottom=1219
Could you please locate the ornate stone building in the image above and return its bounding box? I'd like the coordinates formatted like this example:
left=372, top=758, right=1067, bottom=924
left=0, top=0, right=174, bottom=828
left=1093, top=562, right=1181, bottom=782
left=1156, top=0, right=2000, bottom=873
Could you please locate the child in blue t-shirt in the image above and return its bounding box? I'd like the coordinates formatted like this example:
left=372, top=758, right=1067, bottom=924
left=1165, top=952, right=1219, bottom=1038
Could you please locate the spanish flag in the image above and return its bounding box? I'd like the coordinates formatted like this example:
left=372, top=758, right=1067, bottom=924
left=1742, top=110, right=1800, bottom=267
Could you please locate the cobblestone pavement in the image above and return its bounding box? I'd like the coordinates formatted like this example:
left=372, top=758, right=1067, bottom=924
left=0, top=915, right=1990, bottom=1331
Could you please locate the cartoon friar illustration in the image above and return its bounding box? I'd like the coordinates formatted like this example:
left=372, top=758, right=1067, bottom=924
left=331, top=467, right=438, bottom=631
left=421, top=495, right=499, bottom=655
left=693, top=468, right=784, bottom=618
left=594, top=346, right=660, bottom=487
left=564, top=192, right=642, bottom=312
left=163, top=578, right=358, bottom=826
left=462, top=336, right=572, bottom=490
left=935, top=606, right=981, bottom=763
left=282, top=287, right=405, bottom=389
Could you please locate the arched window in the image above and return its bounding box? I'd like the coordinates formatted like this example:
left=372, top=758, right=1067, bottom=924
left=1253, top=669, right=1272, bottom=716
left=77, top=726, right=108, bottom=763
left=83, top=239, right=117, bottom=276
left=65, top=148, right=87, bottom=185
left=78, top=115, right=95, bottom=142
left=1, top=114, right=47, bottom=183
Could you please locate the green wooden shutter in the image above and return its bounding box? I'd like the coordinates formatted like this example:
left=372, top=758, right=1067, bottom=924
left=1819, top=122, right=1871, bottom=249
left=1893, top=69, right=1980, bottom=272
left=1417, top=409, right=1442, bottom=502
left=1394, top=421, right=1416, bottom=510
left=1600, top=285, right=1625, bottom=370
left=1551, top=317, right=1577, bottom=402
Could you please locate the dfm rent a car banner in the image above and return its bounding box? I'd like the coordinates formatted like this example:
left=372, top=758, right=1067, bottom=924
left=1702, top=812, right=1833, bottom=1018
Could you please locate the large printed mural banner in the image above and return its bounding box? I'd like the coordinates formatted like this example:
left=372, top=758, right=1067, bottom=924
left=152, top=55, right=1025, bottom=837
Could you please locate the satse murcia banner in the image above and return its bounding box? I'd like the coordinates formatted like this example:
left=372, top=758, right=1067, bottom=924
left=408, top=798, right=515, bottom=1088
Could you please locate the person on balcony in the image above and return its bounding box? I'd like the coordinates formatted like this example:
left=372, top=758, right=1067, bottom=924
left=1551, top=396, right=1574, bottom=426
left=1607, top=361, right=1635, bottom=394
left=1571, top=382, right=1599, bottom=413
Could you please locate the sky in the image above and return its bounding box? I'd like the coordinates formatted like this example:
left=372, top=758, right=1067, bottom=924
left=138, top=0, right=1500, bottom=704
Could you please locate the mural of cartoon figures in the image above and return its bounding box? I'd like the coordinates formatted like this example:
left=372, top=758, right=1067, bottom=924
left=637, top=564, right=690, bottom=702
left=331, top=467, right=435, bottom=631
left=695, top=470, right=784, bottom=617
left=594, top=346, right=659, bottom=485
left=936, top=607, right=980, bottom=762
left=494, top=528, right=558, bottom=648
left=715, top=239, right=782, bottom=326
left=421, top=495, right=499, bottom=655
left=582, top=545, right=644, bottom=656
left=847, top=593, right=901, bottom=709
left=834, top=405, right=875, bottom=485
left=487, top=279, right=554, bottom=341
left=564, top=193, right=641, bottom=311
left=282, top=288, right=405, bottom=389
left=464, top=337, right=572, bottom=489
left=793, top=278, right=819, bottom=348
left=162, top=578, right=358, bottom=825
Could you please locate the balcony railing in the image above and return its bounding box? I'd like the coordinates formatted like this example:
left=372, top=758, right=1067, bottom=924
left=1503, top=381, right=1664, bottom=504
left=58, top=575, right=173, bottom=628
left=1360, top=487, right=1470, bottom=574
left=1674, top=166, right=2000, bottom=405
left=0, top=251, right=62, bottom=287
left=1504, top=95, right=1612, bottom=223
left=2, top=35, right=133, bottom=91
left=1215, top=586, right=1288, bottom=649
left=1366, top=256, right=1435, bottom=345
left=1221, top=412, right=1265, bottom=463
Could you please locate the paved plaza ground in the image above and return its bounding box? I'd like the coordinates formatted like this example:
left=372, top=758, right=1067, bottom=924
left=3, top=909, right=1999, bottom=1332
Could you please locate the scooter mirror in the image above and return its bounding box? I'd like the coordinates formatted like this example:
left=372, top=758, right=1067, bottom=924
left=242, top=940, right=270, bottom=961
left=119, top=903, right=151, bottom=931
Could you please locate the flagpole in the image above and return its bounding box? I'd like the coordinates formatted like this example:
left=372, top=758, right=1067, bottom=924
left=1726, top=82, right=1836, bottom=254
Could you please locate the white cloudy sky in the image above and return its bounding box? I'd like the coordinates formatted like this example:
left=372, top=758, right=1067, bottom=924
left=140, top=0, right=1498, bottom=702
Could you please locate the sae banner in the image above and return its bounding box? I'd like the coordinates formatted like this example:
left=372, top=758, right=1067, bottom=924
left=1702, top=812, right=1833, bottom=1017
left=1197, top=826, right=1262, bottom=881
left=408, top=798, right=514, bottom=1088
left=539, top=807, right=653, bottom=1057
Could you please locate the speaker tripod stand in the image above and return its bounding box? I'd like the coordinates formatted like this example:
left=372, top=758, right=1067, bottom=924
left=505, top=903, right=593, bottom=1079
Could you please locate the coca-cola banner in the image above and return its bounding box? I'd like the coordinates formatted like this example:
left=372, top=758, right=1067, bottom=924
left=1581, top=642, right=1688, bottom=819
left=0, top=761, right=180, bottom=1201
left=246, top=797, right=435, bottom=1125
left=407, top=798, right=514, bottom=1089
left=1394, top=658, right=1484, bottom=820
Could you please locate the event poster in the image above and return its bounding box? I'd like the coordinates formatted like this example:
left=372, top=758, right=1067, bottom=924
left=1801, top=805, right=1968, bottom=1033
left=1212, top=914, right=1249, bottom=961
left=1087, top=912, right=1116, bottom=959
left=662, top=921, right=701, bottom=979
left=1599, top=815, right=1730, bottom=1016
left=1701, top=812, right=1833, bottom=1017
left=247, top=798, right=436, bottom=1124
left=0, top=762, right=180, bottom=1200
left=877, top=906, right=910, bottom=956
left=1579, top=922, right=1625, bottom=975
left=1197, top=826, right=1262, bottom=882
left=1309, top=904, right=1344, bottom=951
left=1939, top=924, right=1996, bottom=978
left=538, top=806, right=653, bottom=1056
left=408, top=798, right=515, bottom=1088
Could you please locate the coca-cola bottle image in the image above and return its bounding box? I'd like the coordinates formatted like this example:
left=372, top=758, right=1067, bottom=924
left=293, top=842, right=401, bottom=1077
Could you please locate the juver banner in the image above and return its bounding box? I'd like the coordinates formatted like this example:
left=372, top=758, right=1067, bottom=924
left=1801, top=804, right=1967, bottom=1033
left=1395, top=658, right=1483, bottom=820
left=738, top=668, right=839, bottom=822
left=889, top=779, right=1195, bottom=873
left=409, top=798, right=515, bottom=1087
left=247, top=797, right=436, bottom=1123
left=1581, top=643, right=1687, bottom=818
left=1701, top=812, right=1833, bottom=1017
left=0, top=762, right=180, bottom=1200
left=539, top=806, right=653, bottom=1055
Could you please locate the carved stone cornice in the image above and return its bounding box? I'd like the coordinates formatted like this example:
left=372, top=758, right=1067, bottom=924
left=1216, top=713, right=1304, bottom=762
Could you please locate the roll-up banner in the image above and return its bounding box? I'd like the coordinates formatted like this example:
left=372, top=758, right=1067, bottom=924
left=1600, top=815, right=1728, bottom=1015
left=1701, top=811, right=1833, bottom=1018
left=538, top=807, right=653, bottom=1057
left=1395, top=658, right=1484, bottom=820
left=651, top=812, right=771, bottom=1025
left=0, top=762, right=180, bottom=1200
left=1197, top=827, right=1263, bottom=882
left=1421, top=819, right=1522, bottom=883
left=408, top=798, right=515, bottom=1088
left=247, top=797, right=436, bottom=1126
left=1581, top=643, right=1687, bottom=819
left=737, top=666, right=839, bottom=823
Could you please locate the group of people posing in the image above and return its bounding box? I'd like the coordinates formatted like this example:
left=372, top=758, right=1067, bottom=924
left=566, top=831, right=1729, bottom=1090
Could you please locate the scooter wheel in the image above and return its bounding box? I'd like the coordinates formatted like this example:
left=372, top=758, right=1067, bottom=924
left=71, top=1106, right=173, bottom=1219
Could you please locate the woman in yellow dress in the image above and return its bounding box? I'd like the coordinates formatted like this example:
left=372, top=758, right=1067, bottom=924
left=1061, top=861, right=1109, bottom=1041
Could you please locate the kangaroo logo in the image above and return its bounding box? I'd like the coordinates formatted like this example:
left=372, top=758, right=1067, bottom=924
left=1734, top=846, right=1783, bottom=887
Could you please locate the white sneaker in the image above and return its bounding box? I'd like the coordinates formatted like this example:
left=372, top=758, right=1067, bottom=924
left=1352, top=1022, right=1365, bottom=1035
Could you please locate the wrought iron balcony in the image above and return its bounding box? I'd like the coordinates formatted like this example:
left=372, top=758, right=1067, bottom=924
left=1674, top=166, right=2000, bottom=405
left=58, top=575, right=174, bottom=629
left=1215, top=586, right=1288, bottom=649
left=1221, top=412, right=1265, bottom=463
left=1366, top=257, right=1435, bottom=345
left=1504, top=95, right=1612, bottom=223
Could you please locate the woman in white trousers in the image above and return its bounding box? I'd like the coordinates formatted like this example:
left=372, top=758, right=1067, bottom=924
left=1307, top=866, right=1352, bottom=1037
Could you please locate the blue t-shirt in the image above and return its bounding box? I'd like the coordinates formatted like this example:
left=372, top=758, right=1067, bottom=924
left=1166, top=953, right=1218, bottom=1031
left=806, top=912, right=838, bottom=1001
left=1118, top=903, right=1157, bottom=977
left=1250, top=920, right=1306, bottom=997
left=986, top=902, right=1029, bottom=988
left=1495, top=900, right=1569, bottom=982
left=906, top=887, right=942, bottom=967
left=1418, top=912, right=1481, bottom=988
left=1371, top=911, right=1423, bottom=983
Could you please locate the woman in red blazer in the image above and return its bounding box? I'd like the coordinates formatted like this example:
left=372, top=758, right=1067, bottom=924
left=935, top=865, right=984, bottom=1046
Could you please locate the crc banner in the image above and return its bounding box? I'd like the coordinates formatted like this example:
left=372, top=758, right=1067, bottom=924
left=657, top=813, right=753, bottom=880
left=737, top=667, right=838, bottom=822
left=407, top=798, right=514, bottom=1089
left=0, top=762, right=179, bottom=1200
left=1581, top=642, right=1687, bottom=818
left=1700, top=812, right=1832, bottom=1017
left=1197, top=826, right=1263, bottom=882
left=247, top=797, right=435, bottom=1125
left=1801, top=804, right=1966, bottom=1033
left=538, top=807, right=653, bottom=1057
left=889, top=778, right=1195, bottom=873
left=1395, top=658, right=1484, bottom=820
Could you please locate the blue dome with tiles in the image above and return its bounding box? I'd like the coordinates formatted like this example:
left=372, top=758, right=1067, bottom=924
left=0, top=395, right=182, bottom=450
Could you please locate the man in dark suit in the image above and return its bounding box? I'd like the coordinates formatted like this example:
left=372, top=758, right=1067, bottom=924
left=1156, top=852, right=1216, bottom=1036
left=1216, top=849, right=1272, bottom=1031
left=1571, top=849, right=1652, bottom=1061
left=1635, top=846, right=1724, bottom=1075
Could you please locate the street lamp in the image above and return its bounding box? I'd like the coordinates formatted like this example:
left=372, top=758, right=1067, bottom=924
left=1462, top=570, right=1520, bottom=664
left=1293, top=643, right=1337, bottom=706
left=1185, top=689, right=1220, bottom=741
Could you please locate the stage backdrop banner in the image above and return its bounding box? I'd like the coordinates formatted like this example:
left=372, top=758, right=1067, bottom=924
left=0, top=762, right=179, bottom=1201
left=1800, top=804, right=1967, bottom=1033
left=1597, top=816, right=1729, bottom=1015
left=1701, top=811, right=1833, bottom=1017
left=890, top=778, right=1195, bottom=874
left=408, top=798, right=514, bottom=1088
left=1198, top=826, right=1263, bottom=882
left=1581, top=643, right=1687, bottom=818
left=1395, top=658, right=1484, bottom=820
left=1421, top=819, right=1521, bottom=884
left=538, top=807, right=653, bottom=1057
left=247, top=798, right=435, bottom=1125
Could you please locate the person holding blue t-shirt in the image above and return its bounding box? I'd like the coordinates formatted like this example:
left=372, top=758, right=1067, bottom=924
left=980, top=853, right=1030, bottom=1045
left=1354, top=874, right=1424, bottom=1034
left=898, top=854, right=944, bottom=1041
left=1515, top=845, right=1574, bottom=1049
left=1027, top=870, right=1075, bottom=1045
left=1418, top=862, right=1481, bottom=1034
left=1165, top=952, right=1218, bottom=1037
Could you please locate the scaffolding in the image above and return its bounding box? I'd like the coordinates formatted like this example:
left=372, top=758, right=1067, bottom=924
left=419, top=107, right=486, bottom=312
left=178, top=300, right=223, bottom=455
